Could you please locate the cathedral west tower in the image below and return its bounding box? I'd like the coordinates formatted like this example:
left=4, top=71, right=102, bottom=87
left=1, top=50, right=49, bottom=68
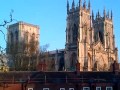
left=65, top=0, right=118, bottom=71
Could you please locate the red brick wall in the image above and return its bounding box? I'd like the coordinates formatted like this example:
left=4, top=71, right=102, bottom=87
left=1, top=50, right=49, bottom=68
left=0, top=84, right=21, bottom=90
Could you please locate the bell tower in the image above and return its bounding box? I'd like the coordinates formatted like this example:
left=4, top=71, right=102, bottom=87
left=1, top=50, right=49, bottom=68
left=92, top=8, right=118, bottom=71
left=65, top=0, right=92, bottom=71
left=93, top=9, right=115, bottom=50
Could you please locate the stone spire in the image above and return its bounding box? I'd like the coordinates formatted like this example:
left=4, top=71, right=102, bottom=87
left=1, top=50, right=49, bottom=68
left=67, top=0, right=69, bottom=14
left=92, top=10, right=94, bottom=20
left=83, top=0, right=86, bottom=9
left=107, top=10, right=110, bottom=18
left=88, top=0, right=91, bottom=10
left=72, top=0, right=75, bottom=9
left=79, top=0, right=82, bottom=7
left=103, top=7, right=106, bottom=18
left=96, top=13, right=98, bottom=19
left=111, top=10, right=113, bottom=20
left=98, top=10, right=100, bottom=18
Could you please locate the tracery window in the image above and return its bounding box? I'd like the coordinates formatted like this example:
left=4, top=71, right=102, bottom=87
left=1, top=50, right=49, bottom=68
left=99, top=31, right=104, bottom=44
left=15, top=31, right=18, bottom=42
left=58, top=57, right=64, bottom=71
left=72, top=24, right=78, bottom=43
left=10, top=32, right=13, bottom=43
left=70, top=53, right=77, bottom=70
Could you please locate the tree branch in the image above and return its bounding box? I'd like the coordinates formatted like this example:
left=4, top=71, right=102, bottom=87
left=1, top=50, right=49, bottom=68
left=0, top=30, right=7, bottom=43
left=0, top=10, right=14, bottom=27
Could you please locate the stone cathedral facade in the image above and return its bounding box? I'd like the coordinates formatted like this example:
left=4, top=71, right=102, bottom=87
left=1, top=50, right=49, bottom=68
left=6, top=1, right=118, bottom=71
left=64, top=0, right=118, bottom=71
left=35, top=0, right=119, bottom=72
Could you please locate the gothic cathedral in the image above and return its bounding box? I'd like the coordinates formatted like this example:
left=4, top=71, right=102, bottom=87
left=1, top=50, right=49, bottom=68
left=65, top=0, right=118, bottom=71
left=6, top=0, right=118, bottom=72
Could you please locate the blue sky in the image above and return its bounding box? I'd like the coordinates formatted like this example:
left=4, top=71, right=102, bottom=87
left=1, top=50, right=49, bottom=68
left=0, top=0, right=120, bottom=60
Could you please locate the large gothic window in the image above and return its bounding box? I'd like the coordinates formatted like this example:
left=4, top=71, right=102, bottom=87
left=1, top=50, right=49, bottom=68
left=97, top=56, right=107, bottom=71
left=58, top=57, right=64, bottom=71
left=10, top=32, right=14, bottom=52
left=51, top=58, right=55, bottom=70
left=94, top=32, right=98, bottom=42
left=94, top=31, right=104, bottom=44
left=99, top=31, right=104, bottom=44
left=15, top=31, right=19, bottom=53
left=94, top=61, right=98, bottom=71
left=10, top=32, right=13, bottom=44
left=70, top=53, right=77, bottom=70
left=72, top=24, right=78, bottom=43
left=15, top=31, right=18, bottom=42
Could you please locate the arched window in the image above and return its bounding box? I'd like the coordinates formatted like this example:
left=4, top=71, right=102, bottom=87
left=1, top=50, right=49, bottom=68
left=31, top=33, right=35, bottom=44
left=99, top=31, right=104, bottom=44
left=51, top=58, right=55, bottom=70
left=15, top=31, right=18, bottom=42
left=58, top=57, right=64, bottom=71
left=94, top=32, right=98, bottom=42
left=94, top=61, right=98, bottom=71
left=70, top=53, right=77, bottom=70
left=10, top=32, right=13, bottom=43
left=97, top=56, right=107, bottom=71
left=72, top=24, right=78, bottom=43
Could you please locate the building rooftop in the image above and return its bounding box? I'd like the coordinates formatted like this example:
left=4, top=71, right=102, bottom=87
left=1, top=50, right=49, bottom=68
left=8, top=21, right=39, bottom=29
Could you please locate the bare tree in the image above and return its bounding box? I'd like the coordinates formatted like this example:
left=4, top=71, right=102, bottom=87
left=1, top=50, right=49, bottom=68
left=37, top=44, right=56, bottom=71
left=36, top=44, right=50, bottom=71
left=0, top=10, right=52, bottom=71
left=9, top=34, right=40, bottom=71
left=0, top=10, right=14, bottom=72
